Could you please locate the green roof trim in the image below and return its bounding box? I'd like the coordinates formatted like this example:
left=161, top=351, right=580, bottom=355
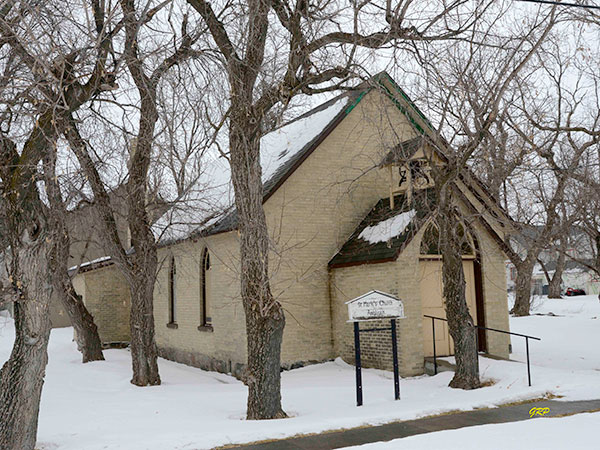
left=374, top=72, right=434, bottom=135
left=342, top=71, right=435, bottom=137
left=344, top=89, right=370, bottom=115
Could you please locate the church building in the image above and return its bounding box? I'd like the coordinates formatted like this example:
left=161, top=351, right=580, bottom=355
left=72, top=73, right=511, bottom=377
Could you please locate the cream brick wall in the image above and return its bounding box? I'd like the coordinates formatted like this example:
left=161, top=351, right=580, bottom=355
left=73, top=266, right=131, bottom=343
left=152, top=90, right=418, bottom=371
left=154, top=234, right=247, bottom=372
left=331, top=227, right=427, bottom=376
left=141, top=87, right=509, bottom=374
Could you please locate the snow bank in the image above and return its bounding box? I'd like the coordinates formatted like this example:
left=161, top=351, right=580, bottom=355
left=359, top=210, right=416, bottom=244
left=342, top=412, right=600, bottom=449
left=1, top=295, right=598, bottom=449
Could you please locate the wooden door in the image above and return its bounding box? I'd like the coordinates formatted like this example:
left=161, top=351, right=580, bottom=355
left=421, top=259, right=477, bottom=357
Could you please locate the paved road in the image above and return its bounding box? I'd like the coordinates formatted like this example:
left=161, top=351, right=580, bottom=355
left=220, top=398, right=600, bottom=450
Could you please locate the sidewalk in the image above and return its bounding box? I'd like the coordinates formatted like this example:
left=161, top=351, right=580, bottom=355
left=220, top=398, right=600, bottom=450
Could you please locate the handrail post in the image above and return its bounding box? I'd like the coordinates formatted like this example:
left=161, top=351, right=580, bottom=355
left=431, top=316, right=437, bottom=375
left=526, top=336, right=531, bottom=387
left=474, top=324, right=479, bottom=369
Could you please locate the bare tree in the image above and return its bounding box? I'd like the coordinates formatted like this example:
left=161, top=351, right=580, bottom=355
left=505, top=25, right=600, bottom=314
left=401, top=2, right=559, bottom=386
left=63, top=0, right=212, bottom=386
left=0, top=0, right=123, bottom=445
left=182, top=0, right=559, bottom=409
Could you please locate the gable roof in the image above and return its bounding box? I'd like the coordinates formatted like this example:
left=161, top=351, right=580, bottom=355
left=191, top=89, right=364, bottom=239
left=174, top=72, right=432, bottom=242
left=153, top=71, right=509, bottom=255
left=329, top=189, right=436, bottom=268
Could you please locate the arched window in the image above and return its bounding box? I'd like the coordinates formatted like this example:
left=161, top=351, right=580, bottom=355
left=420, top=223, right=441, bottom=255
left=168, top=256, right=177, bottom=324
left=200, top=248, right=211, bottom=327
left=420, top=222, right=474, bottom=256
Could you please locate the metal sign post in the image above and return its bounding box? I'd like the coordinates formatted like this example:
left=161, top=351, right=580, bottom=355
left=353, top=321, right=363, bottom=406
left=391, top=318, right=400, bottom=400
left=346, top=290, right=405, bottom=406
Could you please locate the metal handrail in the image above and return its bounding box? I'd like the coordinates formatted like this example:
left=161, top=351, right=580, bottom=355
left=423, top=314, right=541, bottom=386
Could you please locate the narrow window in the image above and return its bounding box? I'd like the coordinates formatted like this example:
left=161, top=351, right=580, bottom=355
left=168, top=256, right=177, bottom=324
left=201, top=248, right=211, bottom=327
left=420, top=223, right=441, bottom=255
left=420, top=222, right=474, bottom=256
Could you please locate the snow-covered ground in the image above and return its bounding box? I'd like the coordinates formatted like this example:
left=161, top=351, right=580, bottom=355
left=342, top=412, right=600, bottom=449
left=0, top=295, right=598, bottom=450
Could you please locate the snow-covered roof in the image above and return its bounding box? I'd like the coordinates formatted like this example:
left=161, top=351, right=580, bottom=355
left=329, top=189, right=436, bottom=268
left=67, top=255, right=113, bottom=274
left=358, top=210, right=417, bottom=245
left=154, top=89, right=360, bottom=244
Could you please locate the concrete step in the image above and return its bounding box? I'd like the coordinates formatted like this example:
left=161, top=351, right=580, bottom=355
left=424, top=356, right=455, bottom=375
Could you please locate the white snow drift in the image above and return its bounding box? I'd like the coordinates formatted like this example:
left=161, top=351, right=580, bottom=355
left=1, top=295, right=599, bottom=449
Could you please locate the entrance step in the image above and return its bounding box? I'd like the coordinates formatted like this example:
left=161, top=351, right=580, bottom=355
left=424, top=357, right=455, bottom=375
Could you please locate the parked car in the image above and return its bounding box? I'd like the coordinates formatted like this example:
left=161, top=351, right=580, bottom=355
left=565, top=287, right=586, bottom=296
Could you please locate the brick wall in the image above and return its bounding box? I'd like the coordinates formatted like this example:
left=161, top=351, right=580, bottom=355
left=153, top=90, right=417, bottom=371
left=74, top=266, right=131, bottom=343
left=330, top=227, right=426, bottom=377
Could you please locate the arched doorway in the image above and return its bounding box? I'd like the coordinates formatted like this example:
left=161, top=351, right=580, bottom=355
left=419, top=222, right=486, bottom=357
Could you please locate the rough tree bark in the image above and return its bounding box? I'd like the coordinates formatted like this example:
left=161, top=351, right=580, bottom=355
left=123, top=90, right=161, bottom=386
left=229, top=111, right=286, bottom=419
left=44, top=149, right=105, bottom=363
left=0, top=136, right=55, bottom=450
left=547, top=242, right=566, bottom=299
left=0, top=240, right=53, bottom=450
left=121, top=23, right=161, bottom=384
left=437, top=187, right=480, bottom=389
left=511, top=258, right=536, bottom=316
left=58, top=283, right=105, bottom=362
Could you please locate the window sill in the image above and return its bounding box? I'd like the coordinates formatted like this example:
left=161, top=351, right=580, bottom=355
left=166, top=322, right=178, bottom=329
left=197, top=325, right=213, bottom=332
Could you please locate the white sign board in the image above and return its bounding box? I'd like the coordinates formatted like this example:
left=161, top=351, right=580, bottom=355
left=346, top=290, right=405, bottom=322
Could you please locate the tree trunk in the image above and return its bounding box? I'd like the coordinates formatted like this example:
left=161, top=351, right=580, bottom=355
left=0, top=237, right=53, bottom=450
left=125, top=94, right=162, bottom=386
left=595, top=234, right=600, bottom=302
left=547, top=238, right=566, bottom=299
left=47, top=166, right=104, bottom=363
left=58, top=283, right=105, bottom=363
left=229, top=110, right=286, bottom=420
left=511, top=260, right=535, bottom=316
left=128, top=271, right=161, bottom=386
left=547, top=259, right=564, bottom=299
left=245, top=309, right=286, bottom=419
left=438, top=194, right=480, bottom=390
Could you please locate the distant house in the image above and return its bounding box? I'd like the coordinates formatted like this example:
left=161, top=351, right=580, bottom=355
left=73, top=73, right=511, bottom=376
left=530, top=261, right=600, bottom=296
left=505, top=226, right=598, bottom=296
